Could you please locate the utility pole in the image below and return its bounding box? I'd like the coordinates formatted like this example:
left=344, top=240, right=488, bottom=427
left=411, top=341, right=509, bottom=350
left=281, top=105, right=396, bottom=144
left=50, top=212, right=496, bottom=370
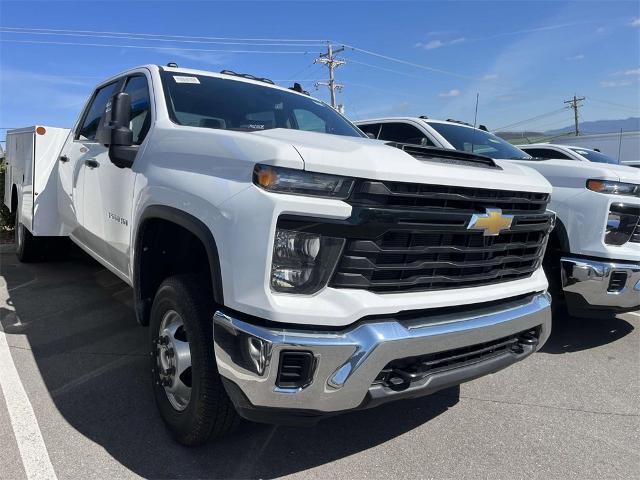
left=564, top=95, right=585, bottom=136
left=315, top=43, right=345, bottom=109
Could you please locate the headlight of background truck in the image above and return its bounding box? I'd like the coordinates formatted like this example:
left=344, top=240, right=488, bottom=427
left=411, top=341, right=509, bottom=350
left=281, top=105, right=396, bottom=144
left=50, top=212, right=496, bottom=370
left=587, top=179, right=640, bottom=197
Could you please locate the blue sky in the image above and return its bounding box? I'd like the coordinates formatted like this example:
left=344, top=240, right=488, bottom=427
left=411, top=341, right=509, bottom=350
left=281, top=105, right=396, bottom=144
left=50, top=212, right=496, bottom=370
left=1, top=0, right=639, bottom=145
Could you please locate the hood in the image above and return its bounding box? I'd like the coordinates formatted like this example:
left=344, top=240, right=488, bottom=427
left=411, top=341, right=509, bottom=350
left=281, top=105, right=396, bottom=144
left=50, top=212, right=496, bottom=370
left=252, top=129, right=552, bottom=194
left=590, top=162, right=640, bottom=183
left=511, top=158, right=640, bottom=186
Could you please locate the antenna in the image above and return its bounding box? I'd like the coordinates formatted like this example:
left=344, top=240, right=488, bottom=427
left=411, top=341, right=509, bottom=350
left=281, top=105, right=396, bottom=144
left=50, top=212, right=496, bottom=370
left=617, top=128, right=623, bottom=164
left=471, top=93, right=479, bottom=153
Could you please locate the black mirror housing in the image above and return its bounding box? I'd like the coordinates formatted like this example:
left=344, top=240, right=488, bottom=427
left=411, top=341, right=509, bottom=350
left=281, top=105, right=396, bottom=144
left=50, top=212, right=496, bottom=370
left=98, top=92, right=138, bottom=168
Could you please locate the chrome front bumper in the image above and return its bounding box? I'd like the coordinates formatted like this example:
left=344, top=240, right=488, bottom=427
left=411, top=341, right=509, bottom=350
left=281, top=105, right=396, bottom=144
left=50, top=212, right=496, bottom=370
left=561, top=257, right=640, bottom=314
left=213, top=292, right=551, bottom=417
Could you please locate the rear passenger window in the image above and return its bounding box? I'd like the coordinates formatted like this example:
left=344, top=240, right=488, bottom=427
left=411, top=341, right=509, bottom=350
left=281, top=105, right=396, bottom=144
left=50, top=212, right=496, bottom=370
left=358, top=123, right=381, bottom=138
left=524, top=148, right=572, bottom=160
left=123, top=75, right=152, bottom=145
left=77, top=82, right=119, bottom=141
left=379, top=122, right=435, bottom=146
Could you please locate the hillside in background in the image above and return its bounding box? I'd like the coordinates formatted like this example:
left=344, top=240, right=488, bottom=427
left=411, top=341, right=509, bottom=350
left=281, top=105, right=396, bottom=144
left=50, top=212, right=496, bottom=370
left=545, top=117, right=639, bottom=135
left=496, top=117, right=639, bottom=143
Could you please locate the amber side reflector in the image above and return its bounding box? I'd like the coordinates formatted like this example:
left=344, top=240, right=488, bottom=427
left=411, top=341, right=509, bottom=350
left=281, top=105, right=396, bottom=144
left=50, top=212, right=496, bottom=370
left=36, top=126, right=46, bottom=135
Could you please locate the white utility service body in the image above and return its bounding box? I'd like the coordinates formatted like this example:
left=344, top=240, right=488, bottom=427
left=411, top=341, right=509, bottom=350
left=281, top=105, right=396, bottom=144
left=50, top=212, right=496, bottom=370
left=355, top=117, right=640, bottom=316
left=3, top=126, right=70, bottom=236
left=4, top=66, right=554, bottom=444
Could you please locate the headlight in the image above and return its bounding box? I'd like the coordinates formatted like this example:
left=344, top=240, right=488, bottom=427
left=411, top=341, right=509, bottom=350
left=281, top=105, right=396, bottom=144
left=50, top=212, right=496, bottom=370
left=271, top=229, right=345, bottom=294
left=587, top=179, right=640, bottom=197
left=605, top=205, right=640, bottom=246
left=253, top=164, right=355, bottom=199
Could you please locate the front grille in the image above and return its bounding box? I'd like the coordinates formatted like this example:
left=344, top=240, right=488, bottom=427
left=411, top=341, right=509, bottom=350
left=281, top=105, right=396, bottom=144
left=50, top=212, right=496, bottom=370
left=373, top=327, right=541, bottom=391
left=329, top=180, right=552, bottom=294
left=350, top=180, right=549, bottom=214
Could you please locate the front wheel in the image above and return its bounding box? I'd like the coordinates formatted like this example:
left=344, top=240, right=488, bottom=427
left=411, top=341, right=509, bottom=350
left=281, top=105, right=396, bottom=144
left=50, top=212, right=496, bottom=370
left=150, top=275, right=239, bottom=446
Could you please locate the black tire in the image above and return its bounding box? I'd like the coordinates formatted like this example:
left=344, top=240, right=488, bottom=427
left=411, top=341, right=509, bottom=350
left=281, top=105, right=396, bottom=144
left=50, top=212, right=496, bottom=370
left=150, top=274, right=239, bottom=446
left=15, top=209, right=43, bottom=263
left=542, top=248, right=567, bottom=317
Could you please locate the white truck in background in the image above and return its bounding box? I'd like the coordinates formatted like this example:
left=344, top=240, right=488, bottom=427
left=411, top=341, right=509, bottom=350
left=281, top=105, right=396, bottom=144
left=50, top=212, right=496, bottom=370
left=4, top=65, right=555, bottom=446
left=550, top=131, right=640, bottom=165
left=355, top=117, right=640, bottom=318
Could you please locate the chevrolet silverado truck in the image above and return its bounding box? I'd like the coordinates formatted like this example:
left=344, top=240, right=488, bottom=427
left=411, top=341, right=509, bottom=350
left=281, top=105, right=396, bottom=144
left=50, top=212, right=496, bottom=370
left=356, top=117, right=640, bottom=317
left=4, top=66, right=554, bottom=446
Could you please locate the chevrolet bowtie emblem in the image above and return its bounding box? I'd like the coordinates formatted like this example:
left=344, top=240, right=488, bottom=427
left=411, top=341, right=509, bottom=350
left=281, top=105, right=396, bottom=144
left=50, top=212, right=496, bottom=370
left=467, top=208, right=514, bottom=236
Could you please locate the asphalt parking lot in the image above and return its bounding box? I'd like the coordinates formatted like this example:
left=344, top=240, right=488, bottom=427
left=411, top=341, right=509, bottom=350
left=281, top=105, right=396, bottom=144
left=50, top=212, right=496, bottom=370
left=0, top=245, right=638, bottom=480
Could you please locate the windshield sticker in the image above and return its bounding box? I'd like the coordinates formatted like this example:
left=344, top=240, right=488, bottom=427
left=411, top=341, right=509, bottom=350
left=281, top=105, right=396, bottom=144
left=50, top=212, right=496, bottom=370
left=173, top=76, right=200, bottom=84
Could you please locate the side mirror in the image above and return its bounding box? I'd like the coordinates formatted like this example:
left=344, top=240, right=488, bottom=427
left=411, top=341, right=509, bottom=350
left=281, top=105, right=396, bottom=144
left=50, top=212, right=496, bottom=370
left=103, top=92, right=138, bottom=169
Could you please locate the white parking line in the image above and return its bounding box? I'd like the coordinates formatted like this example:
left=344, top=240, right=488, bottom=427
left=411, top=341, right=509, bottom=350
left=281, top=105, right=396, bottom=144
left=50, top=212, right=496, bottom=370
left=0, top=326, right=57, bottom=480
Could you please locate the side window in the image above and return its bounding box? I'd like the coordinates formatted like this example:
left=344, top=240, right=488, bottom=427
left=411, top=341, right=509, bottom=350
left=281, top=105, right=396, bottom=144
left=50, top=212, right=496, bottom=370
left=524, top=148, right=572, bottom=160
left=378, top=122, right=435, bottom=146
left=77, top=82, right=119, bottom=141
left=293, top=109, right=326, bottom=133
left=358, top=123, right=381, bottom=138
left=123, top=75, right=152, bottom=145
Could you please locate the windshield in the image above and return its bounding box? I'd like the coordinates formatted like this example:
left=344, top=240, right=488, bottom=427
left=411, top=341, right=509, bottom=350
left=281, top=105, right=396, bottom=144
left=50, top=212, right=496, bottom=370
left=568, top=147, right=619, bottom=165
left=160, top=71, right=364, bottom=137
left=426, top=121, right=531, bottom=160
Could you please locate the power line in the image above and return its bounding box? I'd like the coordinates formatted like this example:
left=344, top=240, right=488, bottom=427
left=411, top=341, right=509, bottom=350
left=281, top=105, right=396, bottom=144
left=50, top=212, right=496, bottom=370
left=341, top=43, right=476, bottom=80
left=0, top=26, right=328, bottom=43
left=348, top=59, right=429, bottom=80
left=564, top=95, right=586, bottom=135
left=0, top=28, right=325, bottom=47
left=493, top=107, right=570, bottom=132
left=588, top=97, right=639, bottom=114
left=0, top=39, right=313, bottom=54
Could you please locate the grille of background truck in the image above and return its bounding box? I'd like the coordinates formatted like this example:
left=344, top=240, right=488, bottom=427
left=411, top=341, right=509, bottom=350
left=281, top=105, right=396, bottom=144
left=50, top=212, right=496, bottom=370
left=329, top=180, right=552, bottom=293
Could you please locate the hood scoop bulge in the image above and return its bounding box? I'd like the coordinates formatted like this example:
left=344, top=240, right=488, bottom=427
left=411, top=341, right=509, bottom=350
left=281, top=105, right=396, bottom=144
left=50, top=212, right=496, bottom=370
left=386, top=143, right=501, bottom=170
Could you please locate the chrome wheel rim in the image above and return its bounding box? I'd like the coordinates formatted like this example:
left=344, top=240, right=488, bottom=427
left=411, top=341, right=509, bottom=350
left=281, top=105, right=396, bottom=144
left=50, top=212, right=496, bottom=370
left=157, top=310, right=192, bottom=411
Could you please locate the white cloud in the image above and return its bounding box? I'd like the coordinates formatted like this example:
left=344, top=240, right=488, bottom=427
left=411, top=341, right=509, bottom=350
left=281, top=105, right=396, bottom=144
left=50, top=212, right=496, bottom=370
left=600, top=80, right=632, bottom=88
left=416, top=38, right=466, bottom=50
left=438, top=89, right=461, bottom=98
left=624, top=68, right=640, bottom=76
left=631, top=18, right=640, bottom=27
left=566, top=54, right=585, bottom=61
left=482, top=73, right=499, bottom=81
left=423, top=40, right=445, bottom=50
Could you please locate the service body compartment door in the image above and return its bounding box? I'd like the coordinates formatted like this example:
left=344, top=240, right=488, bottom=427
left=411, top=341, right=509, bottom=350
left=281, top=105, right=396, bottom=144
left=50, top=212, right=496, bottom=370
left=10, top=131, right=35, bottom=230
left=32, top=126, right=70, bottom=236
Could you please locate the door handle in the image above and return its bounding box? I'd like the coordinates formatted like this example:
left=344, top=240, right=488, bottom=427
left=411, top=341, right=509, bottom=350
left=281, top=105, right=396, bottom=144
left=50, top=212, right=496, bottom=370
left=84, top=159, right=99, bottom=169
left=59, top=155, right=69, bottom=163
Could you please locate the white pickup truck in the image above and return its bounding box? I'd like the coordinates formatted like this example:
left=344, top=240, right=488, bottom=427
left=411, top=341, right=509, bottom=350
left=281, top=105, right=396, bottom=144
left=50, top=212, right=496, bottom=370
left=4, top=66, right=554, bottom=445
left=355, top=118, right=640, bottom=317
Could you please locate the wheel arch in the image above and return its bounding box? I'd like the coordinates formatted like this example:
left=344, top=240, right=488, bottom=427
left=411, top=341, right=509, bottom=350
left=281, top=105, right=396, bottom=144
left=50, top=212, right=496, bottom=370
left=133, top=205, right=224, bottom=325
